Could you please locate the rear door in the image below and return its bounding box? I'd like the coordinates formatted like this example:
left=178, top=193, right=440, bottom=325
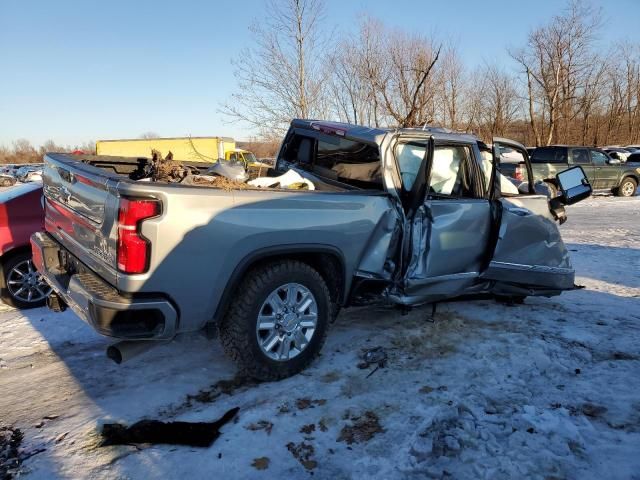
left=401, top=140, right=492, bottom=301
left=568, top=148, right=595, bottom=185
left=480, top=139, right=574, bottom=292
left=590, top=149, right=619, bottom=190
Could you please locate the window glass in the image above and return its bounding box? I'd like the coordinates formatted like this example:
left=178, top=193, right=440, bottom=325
left=531, top=147, right=567, bottom=163
left=591, top=150, right=608, bottom=165
left=429, top=146, right=475, bottom=197
left=395, top=142, right=425, bottom=190
left=281, top=134, right=314, bottom=166
left=571, top=148, right=590, bottom=164
left=479, top=150, right=520, bottom=196
left=316, top=137, right=380, bottom=185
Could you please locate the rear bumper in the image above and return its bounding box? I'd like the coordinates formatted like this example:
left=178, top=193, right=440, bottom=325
left=31, top=231, right=178, bottom=340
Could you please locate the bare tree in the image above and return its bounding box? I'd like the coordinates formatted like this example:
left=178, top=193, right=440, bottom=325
left=439, top=44, right=465, bottom=129
left=511, top=1, right=602, bottom=145
left=221, top=0, right=328, bottom=136
left=139, top=132, right=160, bottom=139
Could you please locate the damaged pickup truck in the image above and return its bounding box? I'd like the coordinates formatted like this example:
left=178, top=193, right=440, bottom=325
left=31, top=120, right=592, bottom=380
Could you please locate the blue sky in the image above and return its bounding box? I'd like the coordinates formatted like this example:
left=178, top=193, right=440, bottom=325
left=1, top=0, right=638, bottom=146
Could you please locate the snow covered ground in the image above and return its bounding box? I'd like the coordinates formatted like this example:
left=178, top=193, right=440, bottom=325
left=1, top=195, right=639, bottom=479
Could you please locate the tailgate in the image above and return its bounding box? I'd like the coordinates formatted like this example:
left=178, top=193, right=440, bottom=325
left=42, top=153, right=120, bottom=284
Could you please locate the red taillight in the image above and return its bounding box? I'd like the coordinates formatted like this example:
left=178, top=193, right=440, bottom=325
left=514, top=165, right=524, bottom=182
left=117, top=198, right=160, bottom=274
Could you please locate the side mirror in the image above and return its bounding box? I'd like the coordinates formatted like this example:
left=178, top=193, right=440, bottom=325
left=556, top=166, right=592, bottom=205
left=607, top=158, right=621, bottom=165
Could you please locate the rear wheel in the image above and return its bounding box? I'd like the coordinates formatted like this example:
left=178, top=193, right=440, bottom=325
left=0, top=251, right=51, bottom=309
left=219, top=260, right=331, bottom=381
left=616, top=177, right=637, bottom=197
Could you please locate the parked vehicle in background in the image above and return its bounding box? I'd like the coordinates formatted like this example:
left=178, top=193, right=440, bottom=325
left=502, top=145, right=639, bottom=197
left=0, top=182, right=50, bottom=308
left=627, top=152, right=640, bottom=164
left=15, top=165, right=44, bottom=183
left=0, top=175, right=17, bottom=187
left=96, top=136, right=258, bottom=166
left=32, top=119, right=592, bottom=379
left=603, top=147, right=632, bottom=162
left=624, top=145, right=640, bottom=153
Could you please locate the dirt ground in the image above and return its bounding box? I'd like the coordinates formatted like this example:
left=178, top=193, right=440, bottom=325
left=1, top=195, right=639, bottom=479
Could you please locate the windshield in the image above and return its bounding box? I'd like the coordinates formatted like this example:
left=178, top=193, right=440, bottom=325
left=244, top=152, right=257, bottom=163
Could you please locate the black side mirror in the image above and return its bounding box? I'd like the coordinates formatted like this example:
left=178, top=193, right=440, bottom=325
left=556, top=166, right=592, bottom=205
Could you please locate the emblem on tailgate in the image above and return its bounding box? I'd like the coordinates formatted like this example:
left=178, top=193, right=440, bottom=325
left=93, top=239, right=115, bottom=264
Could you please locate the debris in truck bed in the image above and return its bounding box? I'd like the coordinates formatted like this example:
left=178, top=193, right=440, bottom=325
left=248, top=169, right=315, bottom=190
left=205, top=161, right=248, bottom=182
left=129, top=150, right=196, bottom=182
left=181, top=175, right=250, bottom=190
left=100, top=407, right=239, bottom=447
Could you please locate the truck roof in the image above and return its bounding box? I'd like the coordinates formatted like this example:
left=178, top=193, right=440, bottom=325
left=291, top=119, right=480, bottom=146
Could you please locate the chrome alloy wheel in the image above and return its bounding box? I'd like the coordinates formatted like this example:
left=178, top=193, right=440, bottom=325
left=7, top=259, right=51, bottom=303
left=621, top=181, right=635, bottom=197
left=256, top=283, right=318, bottom=361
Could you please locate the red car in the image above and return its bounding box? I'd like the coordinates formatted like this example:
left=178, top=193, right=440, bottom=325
left=0, top=183, right=50, bottom=308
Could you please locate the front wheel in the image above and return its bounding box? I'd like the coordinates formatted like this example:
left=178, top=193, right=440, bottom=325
left=616, top=177, right=637, bottom=197
left=219, top=260, right=331, bottom=381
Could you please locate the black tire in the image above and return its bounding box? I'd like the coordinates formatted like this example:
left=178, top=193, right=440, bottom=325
left=616, top=177, right=637, bottom=197
left=219, top=260, right=331, bottom=381
left=0, top=251, right=50, bottom=309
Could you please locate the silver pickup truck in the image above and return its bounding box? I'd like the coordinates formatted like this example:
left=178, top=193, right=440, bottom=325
left=31, top=120, right=592, bottom=380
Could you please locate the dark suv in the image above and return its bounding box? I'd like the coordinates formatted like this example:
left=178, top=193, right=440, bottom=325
left=518, top=146, right=639, bottom=197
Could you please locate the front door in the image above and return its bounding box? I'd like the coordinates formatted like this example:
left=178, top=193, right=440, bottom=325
left=481, top=139, right=575, bottom=293
left=401, top=142, right=492, bottom=303
left=590, top=149, right=619, bottom=190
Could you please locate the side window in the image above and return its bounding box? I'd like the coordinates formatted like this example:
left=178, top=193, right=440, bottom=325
left=591, top=150, right=608, bottom=165
left=229, top=153, right=237, bottom=162
left=428, top=145, right=478, bottom=198
left=316, top=137, right=381, bottom=186
left=531, top=147, right=567, bottom=163
left=396, top=142, right=425, bottom=190
left=571, top=148, right=590, bottom=165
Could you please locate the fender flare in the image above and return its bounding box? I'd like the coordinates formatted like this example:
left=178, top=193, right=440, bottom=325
left=212, top=244, right=348, bottom=323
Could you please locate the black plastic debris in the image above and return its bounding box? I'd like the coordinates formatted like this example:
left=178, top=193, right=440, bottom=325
left=101, top=407, right=239, bottom=448
left=357, top=346, right=388, bottom=377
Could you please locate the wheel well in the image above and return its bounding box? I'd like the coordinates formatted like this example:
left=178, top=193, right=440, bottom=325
left=213, top=249, right=346, bottom=323
left=621, top=175, right=638, bottom=185
left=0, top=245, right=32, bottom=264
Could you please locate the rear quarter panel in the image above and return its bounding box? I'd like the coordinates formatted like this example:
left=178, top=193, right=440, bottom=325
left=115, top=184, right=397, bottom=332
